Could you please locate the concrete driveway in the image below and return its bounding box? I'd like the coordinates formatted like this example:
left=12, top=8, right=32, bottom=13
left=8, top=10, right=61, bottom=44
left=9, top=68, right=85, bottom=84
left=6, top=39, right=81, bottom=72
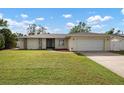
left=81, top=52, right=124, bottom=78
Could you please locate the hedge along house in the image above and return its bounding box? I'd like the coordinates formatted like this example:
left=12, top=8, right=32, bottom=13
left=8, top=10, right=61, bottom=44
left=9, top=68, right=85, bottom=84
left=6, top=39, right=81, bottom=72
left=18, top=32, right=124, bottom=51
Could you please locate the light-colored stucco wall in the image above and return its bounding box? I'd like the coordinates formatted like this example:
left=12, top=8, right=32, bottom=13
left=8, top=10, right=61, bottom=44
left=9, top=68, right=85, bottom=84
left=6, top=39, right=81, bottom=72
left=104, top=37, right=111, bottom=51
left=42, top=38, right=46, bottom=49
left=18, top=39, right=24, bottom=49
left=110, top=37, right=124, bottom=51
left=27, top=38, right=39, bottom=49
left=120, top=39, right=124, bottom=50
left=55, top=38, right=68, bottom=49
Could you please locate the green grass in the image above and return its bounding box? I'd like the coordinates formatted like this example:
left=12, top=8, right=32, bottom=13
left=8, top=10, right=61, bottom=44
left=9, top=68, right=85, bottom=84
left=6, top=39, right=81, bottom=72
left=0, top=50, right=124, bottom=85
left=112, top=51, right=124, bottom=55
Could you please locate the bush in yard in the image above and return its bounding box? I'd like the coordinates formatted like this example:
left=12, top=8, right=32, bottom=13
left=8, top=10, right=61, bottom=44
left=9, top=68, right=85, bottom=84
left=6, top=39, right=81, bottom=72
left=0, top=34, right=5, bottom=49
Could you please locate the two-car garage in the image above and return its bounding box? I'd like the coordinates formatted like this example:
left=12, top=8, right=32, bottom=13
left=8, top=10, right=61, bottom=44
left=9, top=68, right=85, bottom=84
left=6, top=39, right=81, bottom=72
left=76, top=39, right=104, bottom=51
left=68, top=36, right=105, bottom=51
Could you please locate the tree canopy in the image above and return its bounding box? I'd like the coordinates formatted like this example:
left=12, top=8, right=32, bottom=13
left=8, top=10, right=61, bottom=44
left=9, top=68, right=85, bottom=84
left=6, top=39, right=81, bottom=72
left=69, top=22, right=91, bottom=34
left=106, top=28, right=122, bottom=35
left=0, top=19, right=17, bottom=49
left=27, top=24, right=47, bottom=35
left=0, top=19, right=8, bottom=27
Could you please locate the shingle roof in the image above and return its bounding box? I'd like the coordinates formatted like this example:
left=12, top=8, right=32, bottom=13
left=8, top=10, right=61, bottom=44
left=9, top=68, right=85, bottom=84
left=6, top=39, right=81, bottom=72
left=18, top=32, right=110, bottom=39
left=67, top=32, right=109, bottom=37
left=19, top=33, right=67, bottom=39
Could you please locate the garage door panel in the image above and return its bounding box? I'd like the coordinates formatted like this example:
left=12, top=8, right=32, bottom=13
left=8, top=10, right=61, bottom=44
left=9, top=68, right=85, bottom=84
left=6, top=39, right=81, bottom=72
left=27, top=39, right=39, bottom=49
left=76, top=39, right=104, bottom=51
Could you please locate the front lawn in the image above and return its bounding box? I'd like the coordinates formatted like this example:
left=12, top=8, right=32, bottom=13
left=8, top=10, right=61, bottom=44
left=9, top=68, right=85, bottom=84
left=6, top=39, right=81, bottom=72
left=0, top=50, right=124, bottom=85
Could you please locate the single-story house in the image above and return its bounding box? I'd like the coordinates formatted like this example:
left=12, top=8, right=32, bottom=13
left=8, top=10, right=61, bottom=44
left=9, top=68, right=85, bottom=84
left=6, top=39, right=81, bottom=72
left=18, top=32, right=124, bottom=51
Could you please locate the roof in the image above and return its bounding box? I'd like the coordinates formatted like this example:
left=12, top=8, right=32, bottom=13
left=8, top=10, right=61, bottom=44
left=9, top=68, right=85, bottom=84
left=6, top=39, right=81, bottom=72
left=67, top=32, right=109, bottom=37
left=18, top=34, right=67, bottom=39
left=110, top=34, right=124, bottom=39
left=18, top=32, right=110, bottom=39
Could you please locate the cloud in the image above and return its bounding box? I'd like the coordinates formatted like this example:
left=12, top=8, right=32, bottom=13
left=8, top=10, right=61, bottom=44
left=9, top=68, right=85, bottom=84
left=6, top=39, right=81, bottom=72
left=62, top=14, right=72, bottom=18
left=91, top=25, right=105, bottom=29
left=21, top=14, right=28, bottom=18
left=66, top=22, right=75, bottom=29
left=0, top=13, right=3, bottom=19
left=76, top=20, right=80, bottom=23
left=87, top=15, right=112, bottom=25
left=5, top=18, right=35, bottom=34
left=91, top=24, right=106, bottom=33
left=52, top=28, right=62, bottom=34
left=36, top=17, right=45, bottom=21
left=121, top=8, right=124, bottom=15
left=47, top=28, right=62, bottom=34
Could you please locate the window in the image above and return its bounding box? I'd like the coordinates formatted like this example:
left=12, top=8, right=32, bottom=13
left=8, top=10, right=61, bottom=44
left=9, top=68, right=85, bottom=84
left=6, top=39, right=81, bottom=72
left=59, top=39, right=64, bottom=46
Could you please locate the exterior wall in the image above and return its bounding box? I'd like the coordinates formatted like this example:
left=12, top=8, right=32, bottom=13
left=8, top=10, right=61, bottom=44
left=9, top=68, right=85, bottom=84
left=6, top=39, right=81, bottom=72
left=18, top=39, right=24, bottom=49
left=110, top=37, right=121, bottom=51
left=104, top=37, right=111, bottom=51
left=42, top=38, right=46, bottom=49
left=68, top=36, right=108, bottom=51
left=55, top=38, right=68, bottom=49
left=111, top=37, right=124, bottom=51
left=120, top=39, right=124, bottom=50
left=68, top=37, right=76, bottom=51
left=27, top=38, right=39, bottom=49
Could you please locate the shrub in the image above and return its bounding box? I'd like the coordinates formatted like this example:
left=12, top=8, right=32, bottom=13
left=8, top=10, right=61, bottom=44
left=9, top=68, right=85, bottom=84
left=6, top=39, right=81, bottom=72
left=0, top=34, right=5, bottom=49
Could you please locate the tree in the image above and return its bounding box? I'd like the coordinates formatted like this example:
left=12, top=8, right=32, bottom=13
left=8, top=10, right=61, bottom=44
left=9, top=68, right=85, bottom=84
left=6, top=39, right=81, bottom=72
left=105, top=28, right=115, bottom=35
left=27, top=24, right=47, bottom=35
left=0, top=19, right=17, bottom=49
left=115, top=30, right=121, bottom=35
left=69, top=22, right=91, bottom=34
left=15, top=32, right=24, bottom=37
left=0, top=28, right=17, bottom=49
left=27, top=24, right=36, bottom=35
left=106, top=28, right=122, bottom=35
left=0, top=34, right=5, bottom=49
left=0, top=19, right=8, bottom=27
left=37, top=26, right=47, bottom=34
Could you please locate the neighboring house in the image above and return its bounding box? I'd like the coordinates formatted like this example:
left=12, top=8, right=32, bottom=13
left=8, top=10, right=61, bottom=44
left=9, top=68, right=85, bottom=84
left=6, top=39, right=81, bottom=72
left=18, top=32, right=124, bottom=51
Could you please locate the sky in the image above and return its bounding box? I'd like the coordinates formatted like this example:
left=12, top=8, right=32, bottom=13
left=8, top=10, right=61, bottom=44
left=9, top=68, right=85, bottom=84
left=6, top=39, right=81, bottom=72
left=0, top=8, right=124, bottom=34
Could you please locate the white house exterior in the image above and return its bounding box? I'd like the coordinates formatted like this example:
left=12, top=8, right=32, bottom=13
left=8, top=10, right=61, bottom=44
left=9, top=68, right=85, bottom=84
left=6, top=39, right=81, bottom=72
left=18, top=32, right=124, bottom=51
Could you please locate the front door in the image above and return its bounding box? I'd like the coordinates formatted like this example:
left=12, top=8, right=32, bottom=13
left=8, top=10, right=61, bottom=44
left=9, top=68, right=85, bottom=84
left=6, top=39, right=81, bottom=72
left=46, top=38, right=55, bottom=49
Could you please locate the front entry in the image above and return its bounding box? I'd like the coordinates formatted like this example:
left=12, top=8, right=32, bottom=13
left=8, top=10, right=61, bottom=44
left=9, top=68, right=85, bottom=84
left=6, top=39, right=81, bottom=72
left=46, top=38, right=55, bottom=49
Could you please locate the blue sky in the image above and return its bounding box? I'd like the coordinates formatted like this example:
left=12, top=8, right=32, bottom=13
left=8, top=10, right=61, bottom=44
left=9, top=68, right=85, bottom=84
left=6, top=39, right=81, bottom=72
left=0, top=8, right=124, bottom=34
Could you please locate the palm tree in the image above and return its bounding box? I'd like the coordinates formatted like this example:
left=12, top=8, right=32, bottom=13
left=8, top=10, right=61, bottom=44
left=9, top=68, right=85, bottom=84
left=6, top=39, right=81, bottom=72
left=0, top=19, right=8, bottom=27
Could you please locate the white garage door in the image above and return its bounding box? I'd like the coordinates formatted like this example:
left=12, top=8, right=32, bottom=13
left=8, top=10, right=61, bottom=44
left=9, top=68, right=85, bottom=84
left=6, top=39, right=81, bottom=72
left=76, top=39, right=104, bottom=51
left=27, top=39, right=39, bottom=49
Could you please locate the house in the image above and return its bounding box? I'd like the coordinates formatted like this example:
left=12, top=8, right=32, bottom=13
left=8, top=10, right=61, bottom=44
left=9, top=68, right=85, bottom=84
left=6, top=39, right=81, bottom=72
left=18, top=32, right=124, bottom=51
